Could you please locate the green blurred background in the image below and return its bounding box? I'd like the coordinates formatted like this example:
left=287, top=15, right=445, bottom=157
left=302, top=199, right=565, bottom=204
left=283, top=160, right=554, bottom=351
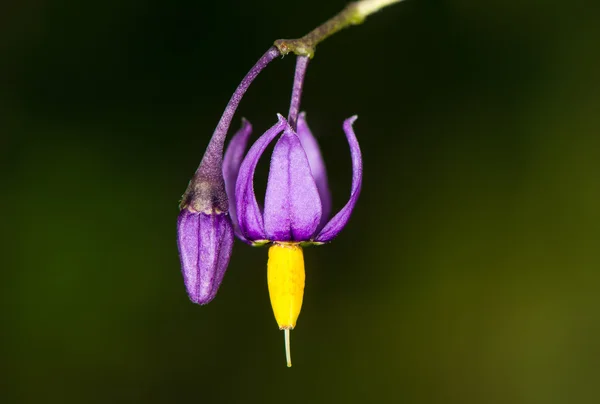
left=2, top=0, right=600, bottom=403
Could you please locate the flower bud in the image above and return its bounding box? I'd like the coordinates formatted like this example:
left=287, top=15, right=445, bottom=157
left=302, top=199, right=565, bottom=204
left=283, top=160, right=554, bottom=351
left=177, top=207, right=234, bottom=305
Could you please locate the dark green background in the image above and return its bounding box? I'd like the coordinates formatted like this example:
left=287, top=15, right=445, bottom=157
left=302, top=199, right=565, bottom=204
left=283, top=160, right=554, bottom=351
left=2, top=0, right=599, bottom=403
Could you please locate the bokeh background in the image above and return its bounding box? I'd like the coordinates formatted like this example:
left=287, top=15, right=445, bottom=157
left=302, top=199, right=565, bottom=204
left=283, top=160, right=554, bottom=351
left=2, top=0, right=600, bottom=403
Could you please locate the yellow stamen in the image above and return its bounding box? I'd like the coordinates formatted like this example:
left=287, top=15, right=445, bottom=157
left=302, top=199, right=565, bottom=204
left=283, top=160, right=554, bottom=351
left=267, top=243, right=305, bottom=367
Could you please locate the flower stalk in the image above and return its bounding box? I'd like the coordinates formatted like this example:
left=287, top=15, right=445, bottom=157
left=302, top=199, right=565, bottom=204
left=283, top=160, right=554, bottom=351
left=287, top=56, right=309, bottom=130
left=186, top=46, right=280, bottom=195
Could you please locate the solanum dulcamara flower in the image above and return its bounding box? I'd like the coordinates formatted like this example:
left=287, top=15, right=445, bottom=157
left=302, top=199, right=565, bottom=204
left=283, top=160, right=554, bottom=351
left=177, top=46, right=362, bottom=367
left=175, top=0, right=408, bottom=366
left=223, top=111, right=362, bottom=366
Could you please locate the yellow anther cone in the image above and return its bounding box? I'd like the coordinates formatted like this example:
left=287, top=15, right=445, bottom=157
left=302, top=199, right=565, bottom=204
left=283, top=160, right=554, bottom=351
left=267, top=243, right=305, bottom=367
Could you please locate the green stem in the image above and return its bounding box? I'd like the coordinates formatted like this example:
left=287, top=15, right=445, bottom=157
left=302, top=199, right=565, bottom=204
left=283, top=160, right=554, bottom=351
left=274, top=0, right=404, bottom=58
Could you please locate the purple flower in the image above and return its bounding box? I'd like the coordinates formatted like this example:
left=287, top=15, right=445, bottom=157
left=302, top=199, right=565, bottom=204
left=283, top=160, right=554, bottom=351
left=223, top=111, right=362, bottom=366
left=176, top=48, right=363, bottom=366
left=224, top=113, right=362, bottom=246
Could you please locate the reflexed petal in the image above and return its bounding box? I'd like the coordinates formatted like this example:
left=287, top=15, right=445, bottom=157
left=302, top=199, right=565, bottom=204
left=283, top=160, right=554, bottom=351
left=177, top=209, right=234, bottom=305
left=235, top=114, right=288, bottom=241
left=315, top=116, right=362, bottom=242
left=264, top=127, right=322, bottom=241
left=223, top=118, right=252, bottom=237
left=297, top=113, right=331, bottom=229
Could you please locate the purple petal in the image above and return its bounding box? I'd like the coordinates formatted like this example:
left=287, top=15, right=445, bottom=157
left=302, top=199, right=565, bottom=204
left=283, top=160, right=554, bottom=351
left=297, top=112, right=331, bottom=229
left=177, top=209, right=234, bottom=305
left=223, top=118, right=252, bottom=238
left=235, top=114, right=287, bottom=241
left=264, top=127, right=322, bottom=241
left=315, top=116, right=362, bottom=242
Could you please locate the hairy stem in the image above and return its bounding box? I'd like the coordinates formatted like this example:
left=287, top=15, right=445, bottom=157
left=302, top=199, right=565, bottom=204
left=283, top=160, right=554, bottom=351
left=196, top=46, right=280, bottom=181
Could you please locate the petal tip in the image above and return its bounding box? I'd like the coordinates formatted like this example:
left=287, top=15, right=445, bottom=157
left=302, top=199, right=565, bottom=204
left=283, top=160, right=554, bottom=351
left=190, top=293, right=215, bottom=305
left=240, top=117, right=252, bottom=129
left=276, top=113, right=294, bottom=132
left=345, top=115, right=358, bottom=125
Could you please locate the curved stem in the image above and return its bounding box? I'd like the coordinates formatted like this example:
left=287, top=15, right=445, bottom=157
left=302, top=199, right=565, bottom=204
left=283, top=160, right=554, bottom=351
left=275, top=0, right=404, bottom=58
left=287, top=56, right=310, bottom=131
left=196, top=46, right=280, bottom=180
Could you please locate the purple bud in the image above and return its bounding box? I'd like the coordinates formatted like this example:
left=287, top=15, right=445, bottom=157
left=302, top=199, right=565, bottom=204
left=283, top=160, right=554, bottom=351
left=177, top=208, right=234, bottom=305
left=177, top=134, right=235, bottom=305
